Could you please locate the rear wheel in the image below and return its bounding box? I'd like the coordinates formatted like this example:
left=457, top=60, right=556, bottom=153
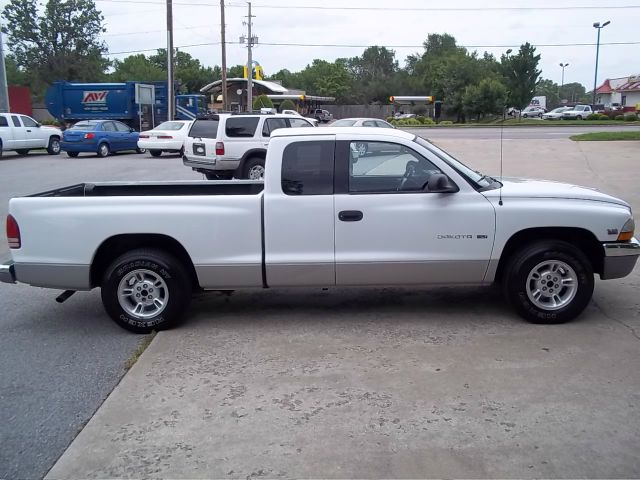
left=97, top=143, right=110, bottom=157
left=47, top=137, right=61, bottom=155
left=100, top=248, right=192, bottom=333
left=243, top=157, right=265, bottom=180
left=502, top=240, right=594, bottom=324
left=16, top=149, right=30, bottom=155
left=67, top=151, right=79, bottom=158
left=149, top=149, right=162, bottom=157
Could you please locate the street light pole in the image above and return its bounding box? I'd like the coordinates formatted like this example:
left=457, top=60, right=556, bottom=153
left=559, top=63, right=569, bottom=89
left=592, top=20, right=610, bottom=106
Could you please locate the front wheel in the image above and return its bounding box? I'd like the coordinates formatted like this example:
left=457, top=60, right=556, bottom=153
left=100, top=248, right=192, bottom=333
left=67, top=151, right=79, bottom=158
left=47, top=137, right=61, bottom=155
left=502, top=240, right=594, bottom=324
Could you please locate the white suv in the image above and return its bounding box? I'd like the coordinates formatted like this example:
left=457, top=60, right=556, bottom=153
left=183, top=113, right=315, bottom=179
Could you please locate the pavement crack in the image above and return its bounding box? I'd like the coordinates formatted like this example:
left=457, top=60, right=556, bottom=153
left=592, top=299, right=640, bottom=342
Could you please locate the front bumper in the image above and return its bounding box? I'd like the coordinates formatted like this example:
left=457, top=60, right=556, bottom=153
left=0, top=260, right=16, bottom=284
left=601, top=237, right=640, bottom=279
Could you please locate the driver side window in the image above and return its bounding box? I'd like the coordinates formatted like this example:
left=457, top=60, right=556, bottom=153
left=348, top=141, right=441, bottom=193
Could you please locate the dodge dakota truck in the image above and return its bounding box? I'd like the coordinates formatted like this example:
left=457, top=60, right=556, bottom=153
left=1, top=127, right=638, bottom=333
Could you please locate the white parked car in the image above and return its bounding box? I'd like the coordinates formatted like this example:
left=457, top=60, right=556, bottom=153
left=0, top=113, right=62, bottom=156
left=521, top=106, right=545, bottom=118
left=137, top=120, right=193, bottom=157
left=2, top=128, right=638, bottom=333
left=562, top=105, right=593, bottom=120
left=332, top=118, right=395, bottom=129
left=542, top=107, right=572, bottom=120
left=281, top=109, right=319, bottom=126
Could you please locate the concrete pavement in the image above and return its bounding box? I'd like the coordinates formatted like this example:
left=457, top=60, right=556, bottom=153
left=46, top=138, right=640, bottom=478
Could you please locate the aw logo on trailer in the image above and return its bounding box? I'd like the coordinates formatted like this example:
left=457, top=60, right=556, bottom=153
left=81, top=91, right=109, bottom=104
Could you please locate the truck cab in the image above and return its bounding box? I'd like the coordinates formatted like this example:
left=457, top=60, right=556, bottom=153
left=175, top=95, right=207, bottom=120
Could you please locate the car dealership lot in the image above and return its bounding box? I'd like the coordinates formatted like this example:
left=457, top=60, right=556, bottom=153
left=2, top=135, right=640, bottom=478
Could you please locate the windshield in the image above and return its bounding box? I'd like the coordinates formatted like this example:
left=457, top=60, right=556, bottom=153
left=414, top=136, right=494, bottom=189
left=333, top=119, right=357, bottom=127
left=69, top=121, right=99, bottom=130
left=551, top=107, right=565, bottom=113
left=154, top=121, right=186, bottom=131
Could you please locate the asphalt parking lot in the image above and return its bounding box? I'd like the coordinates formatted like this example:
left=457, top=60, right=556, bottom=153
left=2, top=133, right=640, bottom=478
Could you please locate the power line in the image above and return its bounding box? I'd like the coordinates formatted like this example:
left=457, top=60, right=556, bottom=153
left=94, top=0, right=640, bottom=11
left=106, top=40, right=640, bottom=55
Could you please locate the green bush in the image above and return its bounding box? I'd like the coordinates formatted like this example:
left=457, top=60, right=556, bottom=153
left=39, top=119, right=62, bottom=127
left=623, top=113, right=638, bottom=122
left=614, top=115, right=625, bottom=121
left=279, top=98, right=296, bottom=111
left=416, top=116, right=435, bottom=125
left=386, top=116, right=394, bottom=123
left=252, top=94, right=273, bottom=110
left=439, top=120, right=453, bottom=125
left=586, top=113, right=609, bottom=120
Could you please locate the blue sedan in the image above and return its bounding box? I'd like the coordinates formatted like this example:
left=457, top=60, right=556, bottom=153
left=61, top=120, right=144, bottom=157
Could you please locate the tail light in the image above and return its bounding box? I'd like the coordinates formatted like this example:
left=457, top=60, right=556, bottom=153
left=139, top=134, right=149, bottom=138
left=7, top=214, right=20, bottom=249
left=84, top=133, right=95, bottom=139
left=158, top=135, right=173, bottom=139
left=215, top=141, right=224, bottom=155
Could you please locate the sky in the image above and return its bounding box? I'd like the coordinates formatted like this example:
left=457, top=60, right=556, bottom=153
left=5, top=0, right=640, bottom=90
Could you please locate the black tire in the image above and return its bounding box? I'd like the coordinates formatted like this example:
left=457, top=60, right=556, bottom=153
left=67, top=151, right=79, bottom=158
left=97, top=142, right=110, bottom=158
left=47, top=137, right=61, bottom=155
left=178, top=146, right=184, bottom=157
left=523, top=114, right=528, bottom=118
left=502, top=240, right=594, bottom=324
left=16, top=149, right=30, bottom=155
left=0, top=140, right=3, bottom=157
left=242, top=157, right=265, bottom=180
left=149, top=149, right=162, bottom=157
left=100, top=248, right=192, bottom=333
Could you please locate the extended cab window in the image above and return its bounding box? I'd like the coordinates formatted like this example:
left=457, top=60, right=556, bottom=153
left=225, top=117, right=259, bottom=137
left=349, top=141, right=441, bottom=193
left=189, top=119, right=219, bottom=139
left=281, top=141, right=334, bottom=196
left=11, top=116, right=21, bottom=127
left=0, top=116, right=8, bottom=127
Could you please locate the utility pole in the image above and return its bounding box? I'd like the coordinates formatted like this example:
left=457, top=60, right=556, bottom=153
left=559, top=62, right=569, bottom=102
left=220, top=0, right=227, bottom=111
left=592, top=20, right=610, bottom=106
left=245, top=2, right=256, bottom=112
left=0, top=19, right=10, bottom=113
left=167, top=0, right=175, bottom=120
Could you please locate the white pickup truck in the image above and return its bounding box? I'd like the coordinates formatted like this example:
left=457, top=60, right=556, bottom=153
left=0, top=113, right=62, bottom=156
left=1, top=128, right=638, bottom=333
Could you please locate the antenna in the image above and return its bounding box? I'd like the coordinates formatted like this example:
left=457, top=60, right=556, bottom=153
left=499, top=106, right=504, bottom=206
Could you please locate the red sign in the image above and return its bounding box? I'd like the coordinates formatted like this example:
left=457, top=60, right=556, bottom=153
left=82, top=91, right=108, bottom=104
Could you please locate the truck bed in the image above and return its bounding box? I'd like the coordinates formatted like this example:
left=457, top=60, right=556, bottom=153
left=29, top=181, right=264, bottom=198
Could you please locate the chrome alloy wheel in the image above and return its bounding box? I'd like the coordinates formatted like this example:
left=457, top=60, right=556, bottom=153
left=526, top=260, right=578, bottom=311
left=117, top=269, right=169, bottom=319
left=248, top=164, right=265, bottom=180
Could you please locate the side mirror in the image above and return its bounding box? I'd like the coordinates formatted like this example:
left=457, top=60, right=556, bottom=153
left=425, top=173, right=458, bottom=193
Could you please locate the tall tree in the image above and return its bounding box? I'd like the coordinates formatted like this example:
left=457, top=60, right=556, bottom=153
left=149, top=49, right=218, bottom=93
left=2, top=0, right=109, bottom=95
left=535, top=78, right=560, bottom=109
left=111, top=54, right=165, bottom=82
left=501, top=43, right=541, bottom=111
left=4, top=54, right=29, bottom=86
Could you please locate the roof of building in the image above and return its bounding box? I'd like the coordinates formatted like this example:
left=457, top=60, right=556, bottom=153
left=596, top=79, right=614, bottom=94
left=200, top=78, right=289, bottom=94
left=616, top=78, right=640, bottom=92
